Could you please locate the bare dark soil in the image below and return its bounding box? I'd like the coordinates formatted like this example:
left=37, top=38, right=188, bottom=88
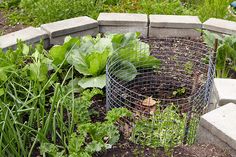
left=96, top=142, right=231, bottom=157
left=0, top=11, right=25, bottom=35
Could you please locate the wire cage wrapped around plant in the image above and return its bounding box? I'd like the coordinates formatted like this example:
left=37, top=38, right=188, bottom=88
left=106, top=38, right=215, bottom=149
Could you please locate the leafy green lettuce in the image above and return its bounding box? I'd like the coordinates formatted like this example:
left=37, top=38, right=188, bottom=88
left=49, top=32, right=160, bottom=89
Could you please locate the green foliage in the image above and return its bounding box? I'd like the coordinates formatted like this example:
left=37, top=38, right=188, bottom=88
left=105, top=107, right=132, bottom=123
left=172, top=87, right=186, bottom=97
left=7, top=0, right=105, bottom=26
left=195, top=0, right=235, bottom=22
left=78, top=75, right=106, bottom=89
left=184, top=61, right=193, bottom=75
left=131, top=104, right=198, bottom=152
left=0, top=39, right=133, bottom=157
left=3, top=0, right=236, bottom=28
left=109, top=32, right=160, bottom=81
left=203, top=30, right=236, bottom=78
left=41, top=108, right=132, bottom=157
left=49, top=36, right=80, bottom=66
left=0, top=42, right=57, bottom=156
left=49, top=32, right=160, bottom=89
left=0, top=0, right=21, bottom=8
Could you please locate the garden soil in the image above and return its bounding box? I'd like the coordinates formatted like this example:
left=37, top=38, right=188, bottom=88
left=0, top=11, right=25, bottom=35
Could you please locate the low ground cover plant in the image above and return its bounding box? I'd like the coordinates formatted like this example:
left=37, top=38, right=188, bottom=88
left=130, top=104, right=199, bottom=154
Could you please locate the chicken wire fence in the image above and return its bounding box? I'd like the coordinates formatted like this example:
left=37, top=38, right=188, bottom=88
left=106, top=37, right=215, bottom=148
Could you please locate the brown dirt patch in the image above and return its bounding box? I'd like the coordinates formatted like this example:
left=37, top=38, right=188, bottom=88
left=0, top=11, right=26, bottom=35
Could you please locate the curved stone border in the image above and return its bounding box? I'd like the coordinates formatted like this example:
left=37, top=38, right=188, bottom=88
left=1, top=13, right=236, bottom=51
left=0, top=13, right=236, bottom=51
left=41, top=16, right=98, bottom=45
left=1, top=12, right=236, bottom=156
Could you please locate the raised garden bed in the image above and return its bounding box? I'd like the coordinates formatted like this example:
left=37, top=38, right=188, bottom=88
left=1, top=13, right=236, bottom=157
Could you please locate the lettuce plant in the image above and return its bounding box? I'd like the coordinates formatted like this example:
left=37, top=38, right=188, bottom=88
left=49, top=32, right=160, bottom=89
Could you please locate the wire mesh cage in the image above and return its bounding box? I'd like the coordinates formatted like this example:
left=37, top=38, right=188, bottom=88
left=106, top=37, right=215, bottom=148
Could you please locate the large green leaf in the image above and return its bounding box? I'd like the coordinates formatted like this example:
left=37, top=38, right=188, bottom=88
left=67, top=49, right=91, bottom=76
left=114, top=60, right=137, bottom=82
left=203, top=30, right=223, bottom=48
left=78, top=74, right=106, bottom=89
left=49, top=45, right=68, bottom=65
left=49, top=37, right=80, bottom=65
left=86, top=50, right=109, bottom=76
left=68, top=49, right=109, bottom=76
left=27, top=62, right=48, bottom=82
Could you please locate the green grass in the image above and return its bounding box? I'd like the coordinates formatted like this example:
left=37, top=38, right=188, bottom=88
left=1, top=0, right=235, bottom=27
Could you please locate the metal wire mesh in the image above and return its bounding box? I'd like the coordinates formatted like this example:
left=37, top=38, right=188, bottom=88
left=106, top=37, right=215, bottom=147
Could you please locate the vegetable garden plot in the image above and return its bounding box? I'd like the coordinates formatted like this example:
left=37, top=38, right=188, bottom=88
left=106, top=38, right=215, bottom=150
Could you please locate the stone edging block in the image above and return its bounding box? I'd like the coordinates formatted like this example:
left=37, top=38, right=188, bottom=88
left=203, top=18, right=236, bottom=35
left=41, top=16, right=98, bottom=37
left=149, top=15, right=202, bottom=38
left=149, top=15, right=202, bottom=28
left=41, top=16, right=98, bottom=45
left=0, top=27, right=49, bottom=51
left=97, top=13, right=148, bottom=37
left=197, top=103, right=236, bottom=156
left=214, top=78, right=236, bottom=106
left=51, top=27, right=99, bottom=45
left=98, top=13, right=148, bottom=26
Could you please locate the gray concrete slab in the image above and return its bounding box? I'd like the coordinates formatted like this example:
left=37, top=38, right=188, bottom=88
left=41, top=16, right=98, bottom=37
left=149, top=15, right=202, bottom=28
left=214, top=78, right=236, bottom=106
left=203, top=18, right=236, bottom=35
left=50, top=27, right=99, bottom=45
left=149, top=27, right=201, bottom=38
left=197, top=125, right=236, bottom=157
left=0, top=27, right=49, bottom=51
left=200, top=103, right=236, bottom=152
left=97, top=13, right=148, bottom=26
left=99, top=25, right=148, bottom=37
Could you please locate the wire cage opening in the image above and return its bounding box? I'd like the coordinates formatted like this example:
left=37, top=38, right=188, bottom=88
left=106, top=37, right=215, bottom=148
